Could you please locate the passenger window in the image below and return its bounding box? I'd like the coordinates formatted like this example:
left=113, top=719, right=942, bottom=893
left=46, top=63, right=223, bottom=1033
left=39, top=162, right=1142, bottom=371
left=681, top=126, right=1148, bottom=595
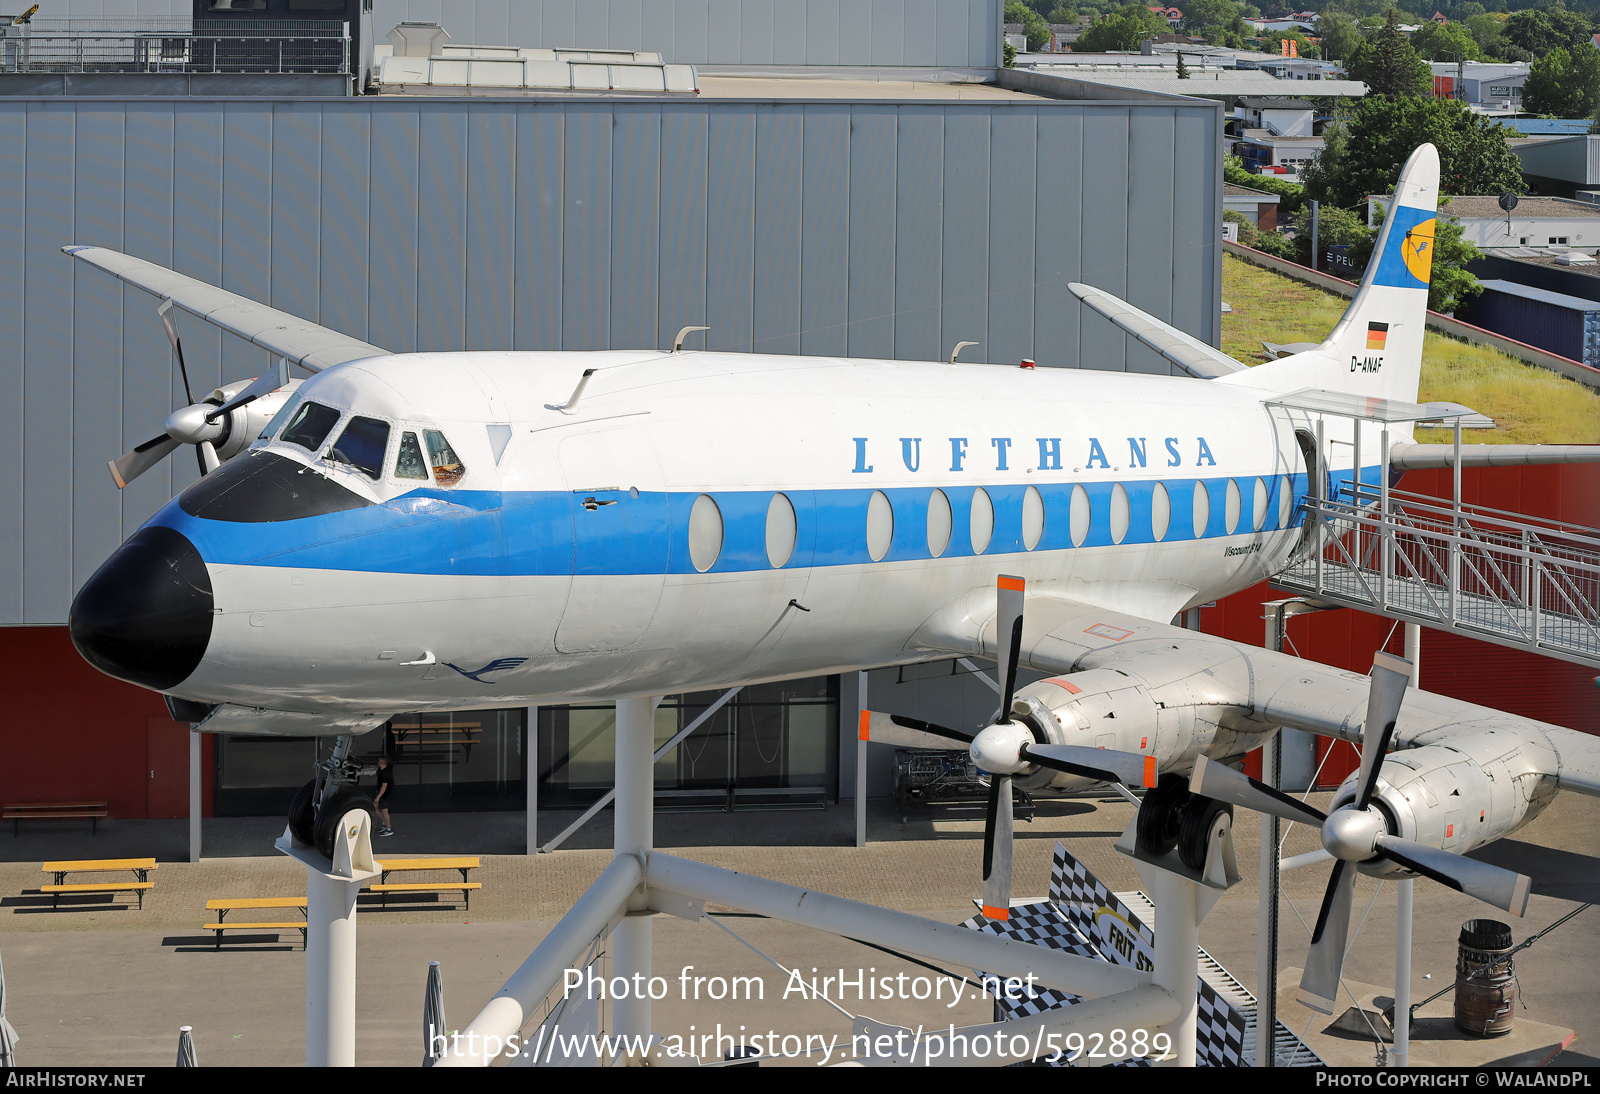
left=395, top=431, right=429, bottom=480
left=326, top=416, right=391, bottom=480
left=280, top=402, right=341, bottom=453
left=425, top=430, right=466, bottom=487
left=258, top=392, right=303, bottom=440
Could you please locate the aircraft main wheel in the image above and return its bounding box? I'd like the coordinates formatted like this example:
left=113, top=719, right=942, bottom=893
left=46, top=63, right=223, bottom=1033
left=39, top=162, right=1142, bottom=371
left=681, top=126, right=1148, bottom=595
left=1136, top=773, right=1190, bottom=857
left=1178, top=795, right=1232, bottom=871
left=288, top=779, right=317, bottom=846
left=314, top=790, right=378, bottom=859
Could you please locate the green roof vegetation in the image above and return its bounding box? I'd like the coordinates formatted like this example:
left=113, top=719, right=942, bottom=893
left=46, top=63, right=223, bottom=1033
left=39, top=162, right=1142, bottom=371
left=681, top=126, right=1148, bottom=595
left=1220, top=254, right=1600, bottom=444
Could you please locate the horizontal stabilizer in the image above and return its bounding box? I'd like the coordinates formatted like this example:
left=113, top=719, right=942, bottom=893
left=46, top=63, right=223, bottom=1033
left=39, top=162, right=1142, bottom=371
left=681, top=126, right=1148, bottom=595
left=1389, top=442, right=1600, bottom=471
left=1069, top=282, right=1245, bottom=379
left=63, top=245, right=389, bottom=373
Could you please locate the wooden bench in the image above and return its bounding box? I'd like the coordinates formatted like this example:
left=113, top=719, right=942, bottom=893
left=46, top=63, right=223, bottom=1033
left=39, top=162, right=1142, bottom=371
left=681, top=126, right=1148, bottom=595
left=40, top=858, right=157, bottom=908
left=203, top=898, right=308, bottom=949
left=6, top=801, right=109, bottom=835
left=367, top=856, right=482, bottom=909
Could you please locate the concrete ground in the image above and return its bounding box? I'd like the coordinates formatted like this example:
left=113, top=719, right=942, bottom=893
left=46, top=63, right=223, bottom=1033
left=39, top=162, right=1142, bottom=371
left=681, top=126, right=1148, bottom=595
left=0, top=791, right=1596, bottom=1067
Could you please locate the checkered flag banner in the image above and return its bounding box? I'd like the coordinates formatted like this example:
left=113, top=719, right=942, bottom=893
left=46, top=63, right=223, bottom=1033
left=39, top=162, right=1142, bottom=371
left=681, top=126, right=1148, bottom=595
left=1196, top=976, right=1248, bottom=1067
left=959, top=901, right=1092, bottom=1019
left=1048, top=842, right=1155, bottom=955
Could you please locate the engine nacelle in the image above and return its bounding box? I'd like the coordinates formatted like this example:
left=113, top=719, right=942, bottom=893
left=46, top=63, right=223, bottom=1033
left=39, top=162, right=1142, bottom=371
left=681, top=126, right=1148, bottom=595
left=1330, top=738, right=1559, bottom=878
left=1009, top=662, right=1259, bottom=792
left=210, top=379, right=302, bottom=464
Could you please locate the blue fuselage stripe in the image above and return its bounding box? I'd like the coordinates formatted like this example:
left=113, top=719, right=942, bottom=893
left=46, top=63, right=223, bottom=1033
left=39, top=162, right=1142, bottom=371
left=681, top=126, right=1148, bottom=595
left=148, top=468, right=1379, bottom=577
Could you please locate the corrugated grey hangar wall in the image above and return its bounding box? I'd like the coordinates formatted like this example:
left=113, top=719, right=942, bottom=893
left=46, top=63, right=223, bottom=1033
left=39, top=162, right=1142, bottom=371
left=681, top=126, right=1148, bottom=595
left=40, top=0, right=1003, bottom=68
left=0, top=95, right=1222, bottom=625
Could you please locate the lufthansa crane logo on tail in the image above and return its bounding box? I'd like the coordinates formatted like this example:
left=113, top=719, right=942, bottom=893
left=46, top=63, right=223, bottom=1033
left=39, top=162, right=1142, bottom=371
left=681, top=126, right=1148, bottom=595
left=1402, top=218, right=1436, bottom=284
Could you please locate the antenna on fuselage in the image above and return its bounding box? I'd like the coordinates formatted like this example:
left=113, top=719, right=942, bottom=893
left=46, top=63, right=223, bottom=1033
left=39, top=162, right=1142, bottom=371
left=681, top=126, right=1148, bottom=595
left=948, top=340, right=979, bottom=363
left=545, top=369, right=595, bottom=415
left=672, top=325, right=710, bottom=353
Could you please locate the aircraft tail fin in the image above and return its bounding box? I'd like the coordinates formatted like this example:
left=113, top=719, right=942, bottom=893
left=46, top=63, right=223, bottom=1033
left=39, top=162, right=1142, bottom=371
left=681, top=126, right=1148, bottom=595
left=1221, top=143, right=1440, bottom=405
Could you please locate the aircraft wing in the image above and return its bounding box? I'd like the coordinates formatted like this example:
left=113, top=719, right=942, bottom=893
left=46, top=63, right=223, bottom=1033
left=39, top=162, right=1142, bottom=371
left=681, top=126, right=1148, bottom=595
left=63, top=245, right=388, bottom=373
left=1068, top=282, right=1246, bottom=379
left=910, top=590, right=1600, bottom=796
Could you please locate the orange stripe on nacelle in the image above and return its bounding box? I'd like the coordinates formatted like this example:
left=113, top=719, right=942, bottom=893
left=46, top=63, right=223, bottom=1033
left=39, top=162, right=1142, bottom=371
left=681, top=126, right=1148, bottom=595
left=859, top=710, right=871, bottom=740
left=997, top=575, right=1025, bottom=591
left=1143, top=756, right=1158, bottom=788
left=981, top=905, right=1010, bottom=921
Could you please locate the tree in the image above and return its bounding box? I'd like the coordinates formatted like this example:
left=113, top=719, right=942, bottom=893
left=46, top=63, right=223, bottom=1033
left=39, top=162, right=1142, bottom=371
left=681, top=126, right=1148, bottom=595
left=1523, top=46, right=1600, bottom=118
left=1176, top=51, right=1191, bottom=77
left=1410, top=20, right=1484, bottom=62
left=1317, top=10, right=1365, bottom=62
left=1005, top=0, right=1053, bottom=50
left=1074, top=3, right=1172, bottom=50
left=1302, top=95, right=1525, bottom=210
left=1291, top=202, right=1372, bottom=270
left=1179, top=0, right=1251, bottom=45
left=1463, top=13, right=1508, bottom=61
left=1352, top=10, right=1433, bottom=97
left=1503, top=9, right=1595, bottom=57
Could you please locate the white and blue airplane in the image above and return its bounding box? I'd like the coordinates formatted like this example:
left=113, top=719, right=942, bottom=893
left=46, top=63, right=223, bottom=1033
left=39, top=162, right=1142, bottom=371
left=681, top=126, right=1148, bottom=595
left=63, top=144, right=1600, bottom=1012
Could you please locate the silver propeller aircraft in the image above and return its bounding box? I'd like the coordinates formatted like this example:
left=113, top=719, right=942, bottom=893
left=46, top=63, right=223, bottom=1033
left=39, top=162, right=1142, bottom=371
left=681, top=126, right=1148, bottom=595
left=64, top=144, right=1600, bottom=1014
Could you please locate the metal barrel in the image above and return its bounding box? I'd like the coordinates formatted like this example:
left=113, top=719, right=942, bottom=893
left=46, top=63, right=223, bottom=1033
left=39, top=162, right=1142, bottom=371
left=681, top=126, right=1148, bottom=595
left=1454, top=919, right=1517, bottom=1037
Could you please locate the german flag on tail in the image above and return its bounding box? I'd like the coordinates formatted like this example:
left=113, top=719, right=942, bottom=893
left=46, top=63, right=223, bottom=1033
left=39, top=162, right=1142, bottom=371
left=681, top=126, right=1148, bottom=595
left=1366, top=322, right=1389, bottom=350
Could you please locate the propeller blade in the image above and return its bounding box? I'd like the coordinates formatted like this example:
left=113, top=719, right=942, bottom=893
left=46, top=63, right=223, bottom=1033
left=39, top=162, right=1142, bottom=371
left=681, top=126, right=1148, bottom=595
left=157, top=297, right=195, bottom=406
left=1375, top=834, right=1531, bottom=917
left=198, top=440, right=220, bottom=475
left=1189, top=753, right=1328, bottom=826
left=981, top=774, right=1013, bottom=920
left=857, top=711, right=974, bottom=750
left=108, top=433, right=181, bottom=489
left=205, top=358, right=288, bottom=423
left=1356, top=652, right=1411, bottom=810
left=1298, top=858, right=1357, bottom=1014
left=1024, top=743, right=1159, bottom=788
left=995, top=575, right=1025, bottom=721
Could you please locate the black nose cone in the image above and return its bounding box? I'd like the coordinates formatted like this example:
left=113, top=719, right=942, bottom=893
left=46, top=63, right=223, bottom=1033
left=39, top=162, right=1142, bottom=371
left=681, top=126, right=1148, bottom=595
left=70, top=525, right=213, bottom=691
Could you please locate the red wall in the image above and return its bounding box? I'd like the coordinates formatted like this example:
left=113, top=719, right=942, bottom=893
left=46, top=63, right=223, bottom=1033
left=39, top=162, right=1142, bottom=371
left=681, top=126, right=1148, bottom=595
left=1221, top=463, right=1600, bottom=786
left=0, top=626, right=215, bottom=820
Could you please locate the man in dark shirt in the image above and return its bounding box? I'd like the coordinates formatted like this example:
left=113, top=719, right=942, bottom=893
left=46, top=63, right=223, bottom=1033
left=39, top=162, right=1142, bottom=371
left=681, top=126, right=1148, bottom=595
left=375, top=756, right=395, bottom=837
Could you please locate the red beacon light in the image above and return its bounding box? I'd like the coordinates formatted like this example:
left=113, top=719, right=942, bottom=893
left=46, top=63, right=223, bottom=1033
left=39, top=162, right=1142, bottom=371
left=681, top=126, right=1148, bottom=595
left=1020, top=358, right=1036, bottom=369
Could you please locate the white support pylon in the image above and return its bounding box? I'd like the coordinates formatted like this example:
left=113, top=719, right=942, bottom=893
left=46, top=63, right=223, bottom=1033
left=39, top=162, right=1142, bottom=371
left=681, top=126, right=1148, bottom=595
left=277, top=807, right=381, bottom=1067
left=611, top=696, right=659, bottom=1044
left=1393, top=623, right=1422, bottom=1067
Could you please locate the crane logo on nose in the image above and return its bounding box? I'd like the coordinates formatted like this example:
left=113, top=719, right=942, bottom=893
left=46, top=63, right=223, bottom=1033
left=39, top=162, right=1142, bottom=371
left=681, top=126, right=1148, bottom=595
left=444, top=657, right=528, bottom=683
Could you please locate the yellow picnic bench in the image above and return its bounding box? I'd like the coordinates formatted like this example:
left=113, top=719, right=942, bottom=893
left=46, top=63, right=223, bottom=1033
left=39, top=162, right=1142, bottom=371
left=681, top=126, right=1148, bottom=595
left=7, top=800, right=110, bottom=835
left=202, top=897, right=308, bottom=950
left=40, top=858, right=156, bottom=908
left=367, top=856, right=482, bottom=909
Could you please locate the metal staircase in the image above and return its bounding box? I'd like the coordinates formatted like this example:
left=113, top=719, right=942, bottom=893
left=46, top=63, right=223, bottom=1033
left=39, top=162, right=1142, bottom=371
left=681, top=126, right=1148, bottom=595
left=1268, top=391, right=1600, bottom=671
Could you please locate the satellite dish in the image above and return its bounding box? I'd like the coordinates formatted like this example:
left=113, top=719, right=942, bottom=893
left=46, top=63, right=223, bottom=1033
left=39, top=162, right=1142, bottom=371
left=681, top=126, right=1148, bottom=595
left=1498, top=192, right=1519, bottom=212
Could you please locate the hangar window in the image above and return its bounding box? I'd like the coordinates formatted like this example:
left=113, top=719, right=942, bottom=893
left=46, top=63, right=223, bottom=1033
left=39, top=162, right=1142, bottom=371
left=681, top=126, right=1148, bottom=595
left=395, top=431, right=429, bottom=480
left=424, top=429, right=466, bottom=487
left=280, top=401, right=341, bottom=453
left=326, top=416, right=391, bottom=480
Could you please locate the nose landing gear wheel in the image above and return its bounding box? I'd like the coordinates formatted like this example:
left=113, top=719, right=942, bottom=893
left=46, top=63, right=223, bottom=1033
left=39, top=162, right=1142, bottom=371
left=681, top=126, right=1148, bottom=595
left=313, top=790, right=378, bottom=859
left=288, top=779, right=317, bottom=846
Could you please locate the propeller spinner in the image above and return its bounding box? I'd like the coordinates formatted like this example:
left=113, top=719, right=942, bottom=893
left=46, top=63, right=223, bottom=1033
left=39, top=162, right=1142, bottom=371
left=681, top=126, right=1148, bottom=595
left=1189, top=651, right=1532, bottom=1014
left=859, top=575, right=1159, bottom=920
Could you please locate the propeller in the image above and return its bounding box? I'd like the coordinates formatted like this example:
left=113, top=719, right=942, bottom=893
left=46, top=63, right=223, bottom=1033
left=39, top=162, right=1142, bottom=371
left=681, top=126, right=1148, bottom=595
left=1188, top=651, right=1532, bottom=1014
left=860, top=575, right=1159, bottom=921
left=108, top=301, right=292, bottom=489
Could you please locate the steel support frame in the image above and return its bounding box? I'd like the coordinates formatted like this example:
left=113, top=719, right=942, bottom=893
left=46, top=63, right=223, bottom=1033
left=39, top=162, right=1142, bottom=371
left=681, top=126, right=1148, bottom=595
left=441, top=848, right=1163, bottom=1067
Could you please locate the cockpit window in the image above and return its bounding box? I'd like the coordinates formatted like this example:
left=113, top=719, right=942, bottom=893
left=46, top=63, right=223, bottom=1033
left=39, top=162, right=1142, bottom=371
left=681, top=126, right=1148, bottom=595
left=258, top=391, right=303, bottom=441
left=424, top=430, right=466, bottom=487
left=395, top=431, right=429, bottom=480
left=280, top=402, right=341, bottom=453
left=326, top=416, right=391, bottom=480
